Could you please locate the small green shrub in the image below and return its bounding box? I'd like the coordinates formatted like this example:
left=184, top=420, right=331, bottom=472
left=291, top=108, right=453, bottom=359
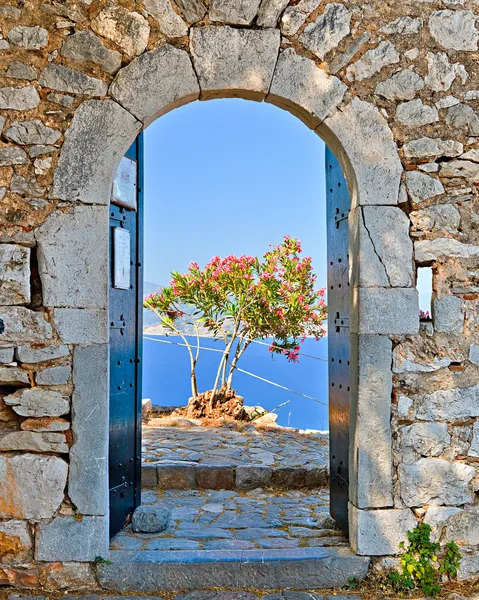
left=388, top=523, right=462, bottom=597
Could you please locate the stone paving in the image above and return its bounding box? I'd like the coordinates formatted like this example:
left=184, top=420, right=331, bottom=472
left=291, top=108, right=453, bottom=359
left=111, top=488, right=346, bottom=552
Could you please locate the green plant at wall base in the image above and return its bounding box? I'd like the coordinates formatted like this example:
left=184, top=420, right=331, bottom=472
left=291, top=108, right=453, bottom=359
left=388, top=524, right=462, bottom=597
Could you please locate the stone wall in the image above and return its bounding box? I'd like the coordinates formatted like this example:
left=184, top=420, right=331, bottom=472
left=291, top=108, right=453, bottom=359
left=0, top=0, right=478, bottom=588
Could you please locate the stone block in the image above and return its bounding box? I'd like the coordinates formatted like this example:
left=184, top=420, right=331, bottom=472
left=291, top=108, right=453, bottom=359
left=92, top=1, right=149, bottom=57
left=321, top=98, right=402, bottom=207
left=36, top=516, right=109, bottom=562
left=21, top=417, right=70, bottom=432
left=142, top=464, right=159, bottom=487
left=195, top=465, right=235, bottom=490
left=433, top=295, right=464, bottom=333
left=459, top=554, right=479, bottom=581
left=175, top=0, right=207, bottom=23
left=415, top=238, right=479, bottom=263
left=399, top=458, right=475, bottom=507
left=257, top=0, right=289, bottom=27
left=5, top=120, right=61, bottom=145
left=131, top=506, right=171, bottom=533
left=0, top=307, right=52, bottom=343
left=39, top=65, right=108, bottom=97
left=190, top=26, right=280, bottom=101
left=16, top=344, right=69, bottom=363
left=0, top=86, right=40, bottom=110
left=0, top=345, right=14, bottom=364
left=111, top=45, right=199, bottom=127
left=375, top=68, right=424, bottom=101
left=61, top=30, right=122, bottom=75
left=144, top=0, right=188, bottom=37
left=446, top=103, right=479, bottom=136
left=351, top=288, right=419, bottom=335
left=416, top=383, right=479, bottom=421
left=8, top=26, right=48, bottom=49
left=423, top=506, right=462, bottom=541
left=300, top=4, right=352, bottom=60
left=346, top=41, right=399, bottom=82
left=267, top=48, right=346, bottom=130
left=425, top=507, right=479, bottom=546
left=53, top=99, right=141, bottom=204
left=210, top=0, right=261, bottom=25
left=399, top=422, right=450, bottom=462
left=281, top=0, right=322, bottom=36
left=35, top=365, right=71, bottom=385
left=6, top=61, right=37, bottom=81
left=156, top=463, right=196, bottom=489
left=53, top=308, right=108, bottom=344
left=410, top=204, right=460, bottom=234
left=41, top=562, right=97, bottom=590
left=4, top=387, right=69, bottom=418
left=0, top=520, right=32, bottom=564
left=406, top=171, right=444, bottom=204
left=236, top=465, right=272, bottom=490
left=37, top=206, right=109, bottom=309
left=429, top=10, right=478, bottom=51
left=349, top=334, right=393, bottom=509
left=0, top=366, right=29, bottom=385
left=396, top=99, right=439, bottom=127
left=403, top=137, right=463, bottom=159
left=0, top=145, right=28, bottom=166
left=0, top=430, right=68, bottom=453
left=349, top=504, right=417, bottom=556
left=0, top=453, right=68, bottom=519
left=271, top=467, right=306, bottom=489
left=304, top=464, right=329, bottom=488
left=69, top=345, right=109, bottom=515
left=469, top=421, right=479, bottom=457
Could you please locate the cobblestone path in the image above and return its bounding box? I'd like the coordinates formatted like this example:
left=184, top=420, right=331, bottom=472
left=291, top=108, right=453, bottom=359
left=111, top=488, right=346, bottom=552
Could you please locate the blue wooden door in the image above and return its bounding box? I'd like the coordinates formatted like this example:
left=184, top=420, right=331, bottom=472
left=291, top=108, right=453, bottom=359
left=326, top=147, right=351, bottom=536
left=108, top=134, right=144, bottom=537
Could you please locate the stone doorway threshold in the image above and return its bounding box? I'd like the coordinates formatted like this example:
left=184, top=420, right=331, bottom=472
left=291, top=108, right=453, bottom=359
left=102, top=489, right=370, bottom=592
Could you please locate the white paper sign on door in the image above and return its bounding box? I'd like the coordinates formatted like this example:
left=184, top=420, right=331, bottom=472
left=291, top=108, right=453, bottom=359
left=111, top=156, right=137, bottom=210
left=113, top=227, right=131, bottom=290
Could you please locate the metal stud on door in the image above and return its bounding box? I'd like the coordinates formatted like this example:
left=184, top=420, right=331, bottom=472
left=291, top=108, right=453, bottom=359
left=109, top=134, right=144, bottom=537
left=326, top=147, right=351, bottom=536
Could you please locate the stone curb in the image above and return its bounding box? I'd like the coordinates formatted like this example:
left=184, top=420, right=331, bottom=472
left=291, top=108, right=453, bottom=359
left=142, top=462, right=329, bottom=491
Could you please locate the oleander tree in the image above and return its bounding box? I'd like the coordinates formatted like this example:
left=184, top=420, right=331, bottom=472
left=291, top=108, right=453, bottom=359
left=144, top=236, right=327, bottom=408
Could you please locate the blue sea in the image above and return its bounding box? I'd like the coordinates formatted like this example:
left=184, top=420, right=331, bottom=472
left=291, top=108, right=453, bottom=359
left=142, top=336, right=329, bottom=431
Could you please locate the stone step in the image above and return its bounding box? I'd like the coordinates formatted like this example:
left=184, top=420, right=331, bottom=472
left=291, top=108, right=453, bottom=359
left=142, top=462, right=329, bottom=491
left=96, top=547, right=370, bottom=592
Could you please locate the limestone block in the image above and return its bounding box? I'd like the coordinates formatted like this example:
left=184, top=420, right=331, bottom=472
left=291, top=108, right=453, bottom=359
left=393, top=338, right=456, bottom=373
left=0, top=398, right=15, bottom=423
left=375, top=69, right=424, bottom=101
left=0, top=146, right=28, bottom=166
left=41, top=562, right=97, bottom=591
left=35, top=365, right=71, bottom=385
left=406, top=171, right=444, bottom=204
left=425, top=52, right=468, bottom=92
left=195, top=465, right=235, bottom=489
left=271, top=467, right=306, bottom=488
left=6, top=61, right=37, bottom=81
left=403, top=137, right=463, bottom=159
left=61, top=30, right=122, bottom=75
left=190, top=26, right=280, bottom=101
left=5, top=120, right=61, bottom=147
left=16, top=344, right=69, bottom=363
left=0, top=307, right=52, bottom=343
left=143, top=0, right=188, bottom=37
left=257, top=0, right=289, bottom=27
left=36, top=516, right=109, bottom=561
left=399, top=423, right=450, bottom=462
left=39, top=65, right=108, bottom=98
left=236, top=465, right=272, bottom=490
left=349, top=504, right=416, bottom=556
left=440, top=160, right=479, bottom=179
left=415, top=238, right=479, bottom=263
left=396, top=99, right=439, bottom=127
left=4, top=388, right=70, bottom=418
left=0, top=244, right=30, bottom=305
left=350, top=206, right=413, bottom=288
left=91, top=2, right=150, bottom=57
left=0, top=520, right=32, bottom=564
left=459, top=554, right=479, bottom=581
left=53, top=308, right=108, bottom=344
left=142, top=464, right=158, bottom=487
left=446, top=104, right=479, bottom=136
left=380, top=16, right=422, bottom=35
left=346, top=41, right=399, bottom=82
left=7, top=26, right=48, bottom=49
left=281, top=0, right=321, bottom=36
left=69, top=345, right=109, bottom=515
left=299, top=4, right=351, bottom=60
left=468, top=421, right=479, bottom=457
left=0, top=86, right=40, bottom=110
left=410, top=204, right=460, bottom=234
left=424, top=506, right=461, bottom=541
left=267, top=48, right=346, bottom=129
left=399, top=458, right=474, bottom=507
left=0, top=453, right=68, bottom=519
left=10, top=174, right=45, bottom=196
left=349, top=334, right=393, bottom=509
left=462, top=149, right=479, bottom=162
left=53, top=99, right=141, bottom=204
left=21, top=417, right=70, bottom=432
left=110, top=45, right=199, bottom=126
left=329, top=32, right=370, bottom=74
left=36, top=205, right=109, bottom=309
left=175, top=0, right=207, bottom=24
left=132, top=506, right=170, bottom=533
left=441, top=509, right=479, bottom=545
left=416, top=383, right=479, bottom=421
left=0, top=345, right=14, bottom=364
left=429, top=10, right=478, bottom=51
left=351, top=288, right=419, bottom=335
left=0, top=431, right=69, bottom=453
left=0, top=367, right=29, bottom=385
left=321, top=98, right=402, bottom=207
left=156, top=463, right=196, bottom=489
left=433, top=295, right=464, bottom=333
left=470, top=345, right=479, bottom=367
left=210, top=0, right=261, bottom=25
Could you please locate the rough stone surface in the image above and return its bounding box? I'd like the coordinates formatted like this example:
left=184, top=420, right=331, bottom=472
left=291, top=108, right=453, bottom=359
left=91, top=2, right=150, bottom=57
left=36, top=516, right=109, bottom=561
left=37, top=205, right=108, bottom=309
left=415, top=237, right=479, bottom=262
left=175, top=0, right=207, bottom=23
left=196, top=465, right=235, bottom=490
left=267, top=48, right=346, bottom=129
left=399, top=423, right=451, bottom=462
left=0, top=145, right=28, bottom=166
left=396, top=99, right=439, bottom=127
left=0, top=345, right=14, bottom=364
left=403, top=137, right=463, bottom=159
left=236, top=465, right=273, bottom=490
left=53, top=308, right=108, bottom=344
left=210, top=0, right=262, bottom=25
left=21, top=417, right=70, bottom=432
left=0, top=307, right=52, bottom=343
left=347, top=41, right=399, bottom=82
left=111, top=45, right=199, bottom=126
left=6, top=61, right=37, bottom=81
left=132, top=506, right=171, bottom=533
left=0, top=519, right=32, bottom=564
left=410, top=204, right=460, bottom=233
left=8, top=26, right=48, bottom=50
left=375, top=68, right=424, bottom=100
left=39, top=64, right=108, bottom=97
left=446, top=103, right=479, bottom=136
left=469, top=421, right=479, bottom=457
left=190, top=27, right=280, bottom=101
left=429, top=10, right=479, bottom=51
left=299, top=4, right=351, bottom=60
left=405, top=171, right=444, bottom=204
left=352, top=288, right=419, bottom=335
left=0, top=453, right=68, bottom=519
left=0, top=366, right=29, bottom=385
left=380, top=16, right=422, bottom=35
left=35, top=365, right=71, bottom=385
left=144, top=0, right=188, bottom=37
left=415, top=383, right=479, bottom=421
left=433, top=295, right=464, bottom=333
left=425, top=52, right=468, bottom=92
left=15, top=344, right=69, bottom=363
left=0, top=86, right=40, bottom=110
left=440, top=159, right=479, bottom=180
left=156, top=463, right=196, bottom=489
left=0, top=431, right=69, bottom=453
left=61, top=30, right=122, bottom=75
left=257, top=0, right=290, bottom=27
left=5, top=120, right=61, bottom=146
left=0, top=244, right=30, bottom=305
left=3, top=388, right=70, bottom=418
left=399, top=459, right=475, bottom=507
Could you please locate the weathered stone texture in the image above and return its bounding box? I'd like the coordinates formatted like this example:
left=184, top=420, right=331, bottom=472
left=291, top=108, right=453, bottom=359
left=347, top=41, right=399, bottom=82
left=0, top=86, right=40, bottom=110
left=300, top=4, right=351, bottom=60
left=433, top=295, right=464, bottom=333
left=257, top=0, right=289, bottom=27
left=143, top=0, right=188, bottom=37
left=0, top=244, right=30, bottom=305
left=399, top=423, right=451, bottom=463
left=396, top=99, right=439, bottom=127
left=415, top=384, right=479, bottom=421
left=36, top=516, right=109, bottom=561
left=375, top=69, right=424, bottom=101
left=352, top=288, right=419, bottom=335
left=91, top=2, right=150, bottom=57
left=210, top=0, right=262, bottom=25
left=61, top=30, right=122, bottom=75
left=15, top=344, right=69, bottom=363
left=175, top=0, right=207, bottom=23
left=0, top=431, right=69, bottom=453
left=8, top=26, right=48, bottom=50
left=0, top=307, right=52, bottom=343
left=5, top=120, right=61, bottom=146
left=39, top=65, right=108, bottom=97
left=53, top=308, right=108, bottom=344
left=4, top=388, right=70, bottom=418
left=35, top=365, right=71, bottom=385
left=429, top=10, right=479, bottom=51
left=132, top=505, right=171, bottom=533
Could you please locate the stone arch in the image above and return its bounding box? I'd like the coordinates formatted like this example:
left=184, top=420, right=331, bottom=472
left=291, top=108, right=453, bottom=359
left=35, top=33, right=419, bottom=561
